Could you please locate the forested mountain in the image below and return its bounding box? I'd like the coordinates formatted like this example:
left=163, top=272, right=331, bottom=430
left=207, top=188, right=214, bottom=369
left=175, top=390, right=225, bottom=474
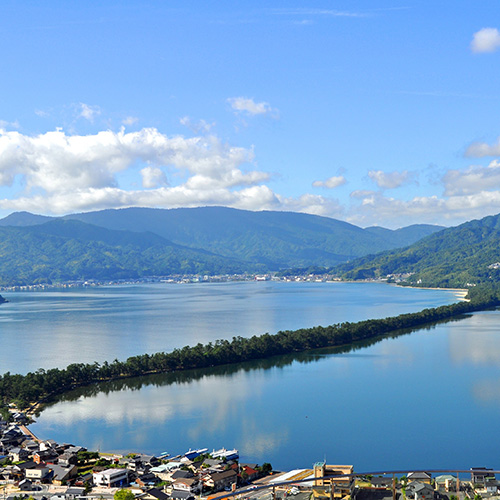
left=0, top=219, right=251, bottom=286
left=336, top=212, right=500, bottom=288
left=59, top=208, right=443, bottom=264
left=0, top=211, right=54, bottom=226
left=0, top=207, right=444, bottom=285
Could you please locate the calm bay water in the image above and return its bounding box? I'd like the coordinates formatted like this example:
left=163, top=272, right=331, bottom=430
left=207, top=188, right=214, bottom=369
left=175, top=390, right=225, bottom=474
left=0, top=281, right=460, bottom=374
left=4, top=282, right=496, bottom=472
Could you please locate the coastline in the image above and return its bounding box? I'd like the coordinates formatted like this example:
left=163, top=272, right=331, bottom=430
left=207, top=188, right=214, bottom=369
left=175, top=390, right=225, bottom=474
left=394, top=283, right=469, bottom=299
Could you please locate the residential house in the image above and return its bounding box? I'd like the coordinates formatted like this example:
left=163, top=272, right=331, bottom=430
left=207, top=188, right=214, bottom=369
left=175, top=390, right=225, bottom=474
left=74, top=472, right=93, bottom=488
left=313, top=463, right=355, bottom=499
left=170, top=490, right=195, bottom=500
left=139, top=488, right=169, bottom=500
left=172, top=477, right=201, bottom=494
left=205, top=469, right=238, bottom=492
left=9, top=447, right=29, bottom=462
left=370, top=477, right=393, bottom=489
left=405, top=481, right=435, bottom=500
left=134, top=472, right=161, bottom=489
left=471, top=468, right=495, bottom=486
left=39, top=440, right=58, bottom=452
left=25, top=465, right=50, bottom=481
left=65, top=487, right=86, bottom=499
left=34, top=449, right=58, bottom=464
left=171, top=469, right=195, bottom=482
left=240, top=465, right=259, bottom=483
left=18, top=479, right=33, bottom=491
left=58, top=452, right=79, bottom=466
left=407, top=472, right=432, bottom=485
left=22, top=440, right=40, bottom=454
left=435, top=475, right=457, bottom=493
left=50, top=463, right=78, bottom=485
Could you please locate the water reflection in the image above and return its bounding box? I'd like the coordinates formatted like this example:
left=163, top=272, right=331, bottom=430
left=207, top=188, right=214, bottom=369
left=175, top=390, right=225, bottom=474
left=449, top=311, right=500, bottom=366
left=33, top=316, right=467, bottom=460
left=0, top=282, right=459, bottom=373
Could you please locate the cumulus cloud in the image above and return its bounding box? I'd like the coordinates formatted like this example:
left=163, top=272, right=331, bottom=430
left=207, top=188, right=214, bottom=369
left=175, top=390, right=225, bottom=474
left=368, top=170, right=411, bottom=189
left=443, top=160, right=500, bottom=196
left=466, top=137, right=500, bottom=157
left=312, top=175, right=346, bottom=189
left=0, top=127, right=342, bottom=217
left=471, top=27, right=500, bottom=53
left=347, top=187, right=500, bottom=229
left=276, top=193, right=344, bottom=218
left=227, top=97, right=278, bottom=117
left=141, top=166, right=168, bottom=189
left=78, top=103, right=101, bottom=122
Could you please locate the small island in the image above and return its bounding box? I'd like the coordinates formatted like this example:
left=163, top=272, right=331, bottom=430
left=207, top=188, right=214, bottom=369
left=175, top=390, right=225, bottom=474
left=0, top=294, right=7, bottom=304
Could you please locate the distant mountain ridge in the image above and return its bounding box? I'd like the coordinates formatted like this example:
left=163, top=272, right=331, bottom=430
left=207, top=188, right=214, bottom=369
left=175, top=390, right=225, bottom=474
left=335, top=212, right=500, bottom=287
left=0, top=207, right=445, bottom=285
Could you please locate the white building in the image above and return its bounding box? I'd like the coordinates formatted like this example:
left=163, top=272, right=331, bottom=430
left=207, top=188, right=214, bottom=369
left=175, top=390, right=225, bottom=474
left=93, top=468, right=129, bottom=487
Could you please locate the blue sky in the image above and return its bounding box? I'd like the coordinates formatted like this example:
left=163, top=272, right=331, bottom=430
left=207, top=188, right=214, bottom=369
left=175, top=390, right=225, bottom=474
left=0, top=1, right=499, bottom=228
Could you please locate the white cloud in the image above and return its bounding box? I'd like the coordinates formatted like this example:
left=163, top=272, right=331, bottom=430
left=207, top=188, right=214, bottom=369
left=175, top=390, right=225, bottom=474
left=227, top=97, right=278, bottom=117
left=122, top=116, right=139, bottom=126
left=443, top=160, right=500, bottom=196
left=141, top=166, right=168, bottom=189
left=278, top=193, right=344, bottom=218
left=0, top=128, right=263, bottom=195
left=347, top=188, right=500, bottom=228
left=465, top=137, right=500, bottom=157
left=8, top=125, right=500, bottom=229
left=368, top=170, right=411, bottom=189
left=78, top=103, right=101, bottom=122
left=0, top=127, right=344, bottom=216
left=471, top=27, right=500, bottom=53
left=180, top=116, right=214, bottom=133
left=0, top=120, right=19, bottom=130
left=350, top=189, right=376, bottom=199
left=312, top=175, right=346, bottom=189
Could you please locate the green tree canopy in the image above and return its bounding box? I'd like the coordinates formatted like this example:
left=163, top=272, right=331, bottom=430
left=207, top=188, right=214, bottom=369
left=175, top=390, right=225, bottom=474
left=114, top=489, right=135, bottom=500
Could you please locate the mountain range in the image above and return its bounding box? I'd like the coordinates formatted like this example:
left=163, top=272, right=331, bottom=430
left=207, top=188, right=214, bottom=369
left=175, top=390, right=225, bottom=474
left=0, top=207, right=443, bottom=286
left=336, top=212, right=500, bottom=288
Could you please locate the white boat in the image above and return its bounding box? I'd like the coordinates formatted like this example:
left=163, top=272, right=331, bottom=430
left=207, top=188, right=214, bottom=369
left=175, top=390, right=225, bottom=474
left=211, top=447, right=239, bottom=460
left=184, top=447, right=208, bottom=460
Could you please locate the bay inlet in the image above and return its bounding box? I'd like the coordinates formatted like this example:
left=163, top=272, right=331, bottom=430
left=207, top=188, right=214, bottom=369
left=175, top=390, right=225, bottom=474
left=2, top=282, right=495, bottom=471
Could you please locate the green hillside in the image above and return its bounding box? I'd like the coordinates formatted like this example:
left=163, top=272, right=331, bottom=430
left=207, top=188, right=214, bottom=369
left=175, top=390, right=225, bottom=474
left=336, top=213, right=500, bottom=288
left=60, top=207, right=443, bottom=268
left=0, top=207, right=445, bottom=285
left=0, top=220, right=251, bottom=286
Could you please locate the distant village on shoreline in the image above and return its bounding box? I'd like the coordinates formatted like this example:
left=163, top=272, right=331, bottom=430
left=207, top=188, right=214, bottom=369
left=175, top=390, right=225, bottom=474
left=0, top=272, right=416, bottom=293
left=1, top=411, right=500, bottom=500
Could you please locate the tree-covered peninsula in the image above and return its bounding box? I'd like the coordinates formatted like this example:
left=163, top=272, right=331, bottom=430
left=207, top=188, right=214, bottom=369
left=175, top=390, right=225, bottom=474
left=1, top=283, right=499, bottom=412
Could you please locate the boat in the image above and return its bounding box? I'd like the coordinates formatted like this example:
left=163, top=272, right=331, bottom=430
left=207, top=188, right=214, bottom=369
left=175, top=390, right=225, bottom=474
left=184, top=448, right=208, bottom=460
left=211, top=447, right=239, bottom=460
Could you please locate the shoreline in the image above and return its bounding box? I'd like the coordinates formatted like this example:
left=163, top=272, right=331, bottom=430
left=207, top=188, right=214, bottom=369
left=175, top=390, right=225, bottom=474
left=394, top=283, right=469, bottom=297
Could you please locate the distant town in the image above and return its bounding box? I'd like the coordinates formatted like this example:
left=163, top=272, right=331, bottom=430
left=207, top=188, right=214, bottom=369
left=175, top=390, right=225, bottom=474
left=0, top=272, right=404, bottom=293
left=1, top=411, right=498, bottom=500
